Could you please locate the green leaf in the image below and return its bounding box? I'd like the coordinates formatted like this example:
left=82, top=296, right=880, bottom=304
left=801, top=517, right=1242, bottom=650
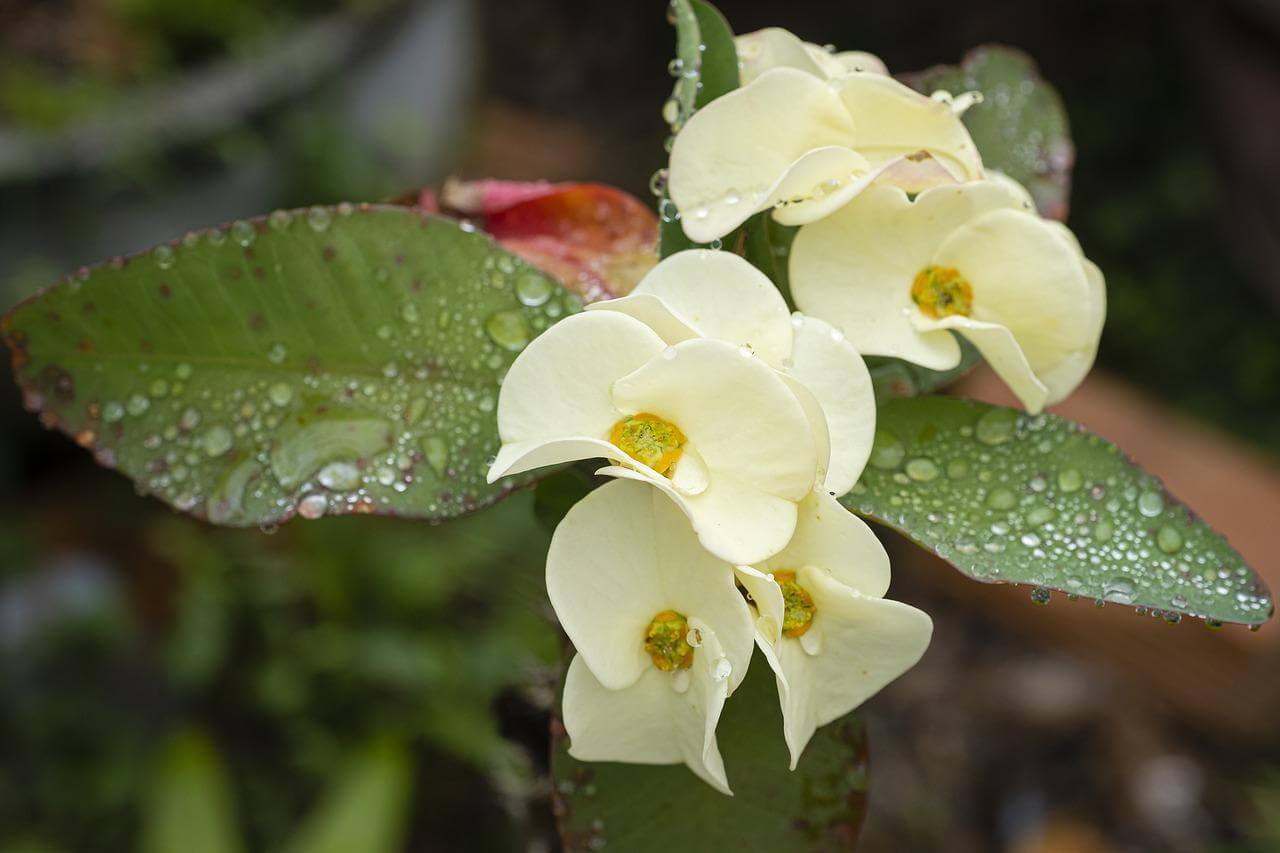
left=142, top=729, right=243, bottom=853
left=552, top=650, right=869, bottom=852
left=658, top=0, right=740, bottom=260
left=283, top=734, right=413, bottom=853
left=741, top=213, right=798, bottom=307
left=905, top=45, right=1074, bottom=221
left=843, top=397, right=1273, bottom=625
left=2, top=206, right=579, bottom=526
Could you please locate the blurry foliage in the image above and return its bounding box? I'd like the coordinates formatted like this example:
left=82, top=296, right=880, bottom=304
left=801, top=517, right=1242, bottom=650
left=0, top=489, right=557, bottom=851
left=0, top=0, right=378, bottom=131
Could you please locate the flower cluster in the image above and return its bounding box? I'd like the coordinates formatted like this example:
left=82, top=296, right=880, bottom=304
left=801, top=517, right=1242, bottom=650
left=487, top=26, right=1105, bottom=793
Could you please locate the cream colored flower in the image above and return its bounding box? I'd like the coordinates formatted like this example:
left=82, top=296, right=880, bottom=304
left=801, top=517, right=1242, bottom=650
left=487, top=308, right=824, bottom=564
left=736, top=490, right=932, bottom=768
left=587, top=249, right=875, bottom=497
left=550, top=479, right=755, bottom=794
left=735, top=27, right=888, bottom=85
left=790, top=179, right=1106, bottom=412
left=667, top=61, right=983, bottom=243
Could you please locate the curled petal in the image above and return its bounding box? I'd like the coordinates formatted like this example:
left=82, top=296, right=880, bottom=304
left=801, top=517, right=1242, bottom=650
left=928, top=207, right=1098, bottom=411
left=767, top=569, right=932, bottom=768
left=735, top=27, right=830, bottom=83
left=487, top=312, right=665, bottom=482
left=562, top=649, right=734, bottom=795
left=786, top=316, right=876, bottom=497
left=547, top=479, right=753, bottom=691
left=591, top=250, right=793, bottom=368
left=668, top=68, right=859, bottom=243
left=835, top=72, right=984, bottom=182
left=759, top=490, right=891, bottom=598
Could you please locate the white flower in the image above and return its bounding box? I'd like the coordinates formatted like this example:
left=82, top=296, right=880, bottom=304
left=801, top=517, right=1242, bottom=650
left=790, top=180, right=1106, bottom=413
left=667, top=62, right=983, bottom=243
left=735, top=27, right=888, bottom=85
left=550, top=479, right=755, bottom=794
left=486, top=306, right=824, bottom=564
left=736, top=490, right=933, bottom=768
left=587, top=249, right=875, bottom=497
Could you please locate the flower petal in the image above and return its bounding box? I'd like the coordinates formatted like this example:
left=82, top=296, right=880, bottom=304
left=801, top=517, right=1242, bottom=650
left=562, top=651, right=733, bottom=794
left=835, top=72, right=983, bottom=182
left=735, top=28, right=828, bottom=83
left=774, top=569, right=932, bottom=767
left=759, top=490, right=890, bottom=597
left=598, top=463, right=803, bottom=567
left=601, top=250, right=794, bottom=369
left=914, top=315, right=1049, bottom=412
left=790, top=181, right=1032, bottom=370
left=488, top=312, right=665, bottom=481
left=928, top=208, right=1098, bottom=411
left=668, top=68, right=859, bottom=243
left=778, top=373, right=831, bottom=489
left=547, top=479, right=755, bottom=691
left=790, top=186, right=960, bottom=369
left=786, top=316, right=876, bottom=497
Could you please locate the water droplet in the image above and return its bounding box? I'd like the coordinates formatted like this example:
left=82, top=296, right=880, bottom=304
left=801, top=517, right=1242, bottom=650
left=1137, top=490, right=1165, bottom=517
left=649, top=169, right=669, bottom=197
left=200, top=425, right=233, bottom=457
left=1101, top=577, right=1136, bottom=604
left=986, top=488, right=1016, bottom=510
left=1030, top=586, right=1051, bottom=606
left=975, top=408, right=1017, bottom=445
left=1156, top=525, right=1183, bottom=554
left=154, top=245, right=175, bottom=270
left=232, top=220, right=256, bottom=247
left=102, top=401, right=125, bottom=423
left=306, top=206, right=332, bottom=232
left=485, top=310, right=531, bottom=352
left=905, top=458, right=939, bottom=482
left=1027, top=506, right=1056, bottom=527
left=1093, top=519, right=1114, bottom=542
left=269, top=209, right=293, bottom=230
left=661, top=97, right=681, bottom=125
left=515, top=273, right=553, bottom=307
left=1057, top=468, right=1083, bottom=492
left=126, top=394, right=150, bottom=416
left=267, top=342, right=288, bottom=364
left=317, top=461, right=361, bottom=491
left=268, top=382, right=294, bottom=407
left=297, top=493, right=327, bottom=519
left=946, top=459, right=970, bottom=479
left=869, top=430, right=905, bottom=470
left=422, top=435, right=448, bottom=475
left=713, top=657, right=732, bottom=681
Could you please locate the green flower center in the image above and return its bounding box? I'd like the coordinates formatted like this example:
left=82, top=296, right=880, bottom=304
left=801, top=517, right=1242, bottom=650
left=611, top=413, right=686, bottom=475
left=643, top=609, right=694, bottom=671
left=911, top=265, right=973, bottom=318
left=772, top=570, right=816, bottom=638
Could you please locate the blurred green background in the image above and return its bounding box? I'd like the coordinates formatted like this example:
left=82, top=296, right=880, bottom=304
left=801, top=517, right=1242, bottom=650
left=2, top=0, right=1279, bottom=850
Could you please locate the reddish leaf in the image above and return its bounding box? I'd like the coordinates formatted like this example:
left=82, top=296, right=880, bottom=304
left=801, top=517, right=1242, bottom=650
left=414, top=180, right=659, bottom=303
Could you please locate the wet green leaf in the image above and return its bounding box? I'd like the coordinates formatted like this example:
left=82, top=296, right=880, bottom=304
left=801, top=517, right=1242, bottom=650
left=845, top=397, right=1272, bottom=625
left=141, top=729, right=243, bottom=853
left=905, top=45, right=1074, bottom=221
left=2, top=206, right=579, bottom=527
left=552, top=650, right=869, bottom=852
left=658, top=0, right=739, bottom=259
left=283, top=735, right=413, bottom=853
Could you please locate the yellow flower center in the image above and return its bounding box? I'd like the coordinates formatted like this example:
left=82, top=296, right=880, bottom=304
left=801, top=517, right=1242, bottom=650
left=610, top=412, right=686, bottom=475
left=911, top=265, right=973, bottom=318
left=773, top=570, right=816, bottom=638
left=644, top=609, right=694, bottom=671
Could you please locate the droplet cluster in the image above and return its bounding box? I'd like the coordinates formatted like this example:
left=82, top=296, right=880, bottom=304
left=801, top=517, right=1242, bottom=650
left=7, top=205, right=580, bottom=528
left=845, top=402, right=1271, bottom=625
